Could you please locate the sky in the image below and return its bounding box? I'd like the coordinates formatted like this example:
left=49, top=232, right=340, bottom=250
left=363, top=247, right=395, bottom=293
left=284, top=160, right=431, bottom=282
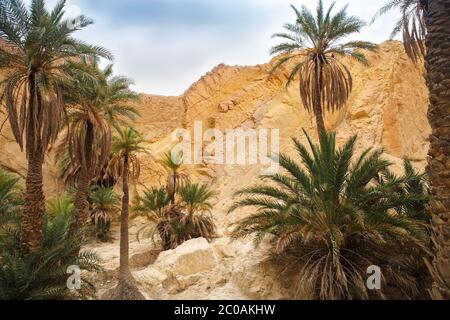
left=32, top=0, right=401, bottom=96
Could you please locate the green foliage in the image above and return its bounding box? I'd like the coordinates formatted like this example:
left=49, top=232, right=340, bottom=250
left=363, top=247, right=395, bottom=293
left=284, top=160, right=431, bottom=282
left=90, top=187, right=120, bottom=241
left=46, top=194, right=75, bottom=219
left=0, top=179, right=103, bottom=300
left=0, top=169, right=22, bottom=251
left=179, top=183, right=215, bottom=215
left=0, top=169, right=21, bottom=226
left=111, top=127, right=146, bottom=157
left=161, top=151, right=184, bottom=172
left=134, top=186, right=171, bottom=220
left=230, top=130, right=429, bottom=299
left=376, top=159, right=430, bottom=221
left=134, top=183, right=216, bottom=250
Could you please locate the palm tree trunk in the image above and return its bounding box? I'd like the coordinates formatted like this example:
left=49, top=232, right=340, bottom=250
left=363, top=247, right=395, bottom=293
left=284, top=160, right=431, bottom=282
left=171, top=173, right=177, bottom=205
left=424, top=0, right=450, bottom=300
left=119, top=153, right=131, bottom=278
left=104, top=153, right=145, bottom=300
left=21, top=75, right=45, bottom=255
left=313, top=59, right=326, bottom=135
left=71, top=121, right=94, bottom=234
left=21, top=148, right=45, bottom=254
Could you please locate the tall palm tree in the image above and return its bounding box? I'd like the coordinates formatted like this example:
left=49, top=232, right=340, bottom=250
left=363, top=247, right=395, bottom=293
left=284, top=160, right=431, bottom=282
left=230, top=131, right=428, bottom=299
left=106, top=127, right=145, bottom=300
left=59, top=59, right=139, bottom=233
left=270, top=0, right=377, bottom=135
left=422, top=0, right=450, bottom=300
left=0, top=0, right=111, bottom=254
left=373, top=0, right=428, bottom=63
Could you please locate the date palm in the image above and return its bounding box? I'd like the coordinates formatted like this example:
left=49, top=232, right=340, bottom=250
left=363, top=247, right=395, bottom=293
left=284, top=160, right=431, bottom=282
left=270, top=0, right=377, bottom=135
left=177, top=183, right=216, bottom=243
left=135, top=183, right=216, bottom=250
left=58, top=59, right=139, bottom=234
left=373, top=0, right=428, bottom=63
left=0, top=0, right=111, bottom=254
left=230, top=131, right=428, bottom=299
left=90, top=187, right=119, bottom=242
left=105, top=127, right=146, bottom=300
left=422, top=0, right=450, bottom=300
left=133, top=186, right=171, bottom=242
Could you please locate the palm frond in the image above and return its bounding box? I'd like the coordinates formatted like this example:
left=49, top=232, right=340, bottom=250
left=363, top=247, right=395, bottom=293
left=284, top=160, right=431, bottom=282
left=372, top=0, right=427, bottom=63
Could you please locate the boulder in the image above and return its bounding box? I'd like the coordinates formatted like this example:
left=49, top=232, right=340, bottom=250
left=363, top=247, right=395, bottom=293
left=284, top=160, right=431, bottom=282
left=212, top=238, right=237, bottom=258
left=162, top=273, right=202, bottom=294
left=133, top=267, right=168, bottom=288
left=154, top=238, right=219, bottom=276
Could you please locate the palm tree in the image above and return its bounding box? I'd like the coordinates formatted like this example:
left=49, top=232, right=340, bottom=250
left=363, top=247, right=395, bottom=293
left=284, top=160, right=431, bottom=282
left=133, top=186, right=177, bottom=247
left=422, top=0, right=450, bottom=300
left=161, top=151, right=190, bottom=204
left=105, top=127, right=145, bottom=300
left=177, top=183, right=216, bottom=243
left=90, top=186, right=120, bottom=241
left=230, top=131, right=428, bottom=299
left=58, top=59, right=139, bottom=234
left=270, top=0, right=377, bottom=135
left=373, top=0, right=428, bottom=63
left=0, top=0, right=112, bottom=254
left=134, top=183, right=216, bottom=250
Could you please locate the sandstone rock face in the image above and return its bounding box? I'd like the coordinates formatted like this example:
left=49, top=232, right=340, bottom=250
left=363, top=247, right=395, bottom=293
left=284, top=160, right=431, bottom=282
left=0, top=41, right=430, bottom=195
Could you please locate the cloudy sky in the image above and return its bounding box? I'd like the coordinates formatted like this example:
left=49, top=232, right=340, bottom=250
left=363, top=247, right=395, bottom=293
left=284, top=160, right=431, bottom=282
left=37, top=0, right=400, bottom=96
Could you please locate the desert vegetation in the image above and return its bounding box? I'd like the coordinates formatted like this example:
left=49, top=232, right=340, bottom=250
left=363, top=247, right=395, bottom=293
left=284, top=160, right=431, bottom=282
left=134, top=156, right=216, bottom=250
left=0, top=0, right=448, bottom=300
left=0, top=169, right=101, bottom=299
left=230, top=131, right=430, bottom=299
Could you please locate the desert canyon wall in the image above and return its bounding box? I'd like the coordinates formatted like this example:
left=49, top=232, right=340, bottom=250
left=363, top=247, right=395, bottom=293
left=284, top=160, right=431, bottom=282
left=0, top=41, right=430, bottom=195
